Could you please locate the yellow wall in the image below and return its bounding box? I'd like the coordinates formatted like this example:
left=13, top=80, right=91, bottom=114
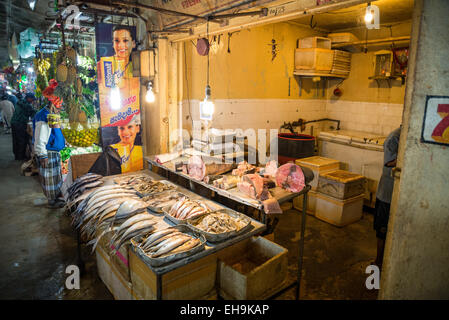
left=183, top=22, right=325, bottom=101
left=327, top=21, right=412, bottom=104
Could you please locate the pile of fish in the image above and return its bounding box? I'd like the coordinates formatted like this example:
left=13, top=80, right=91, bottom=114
left=69, top=183, right=152, bottom=251
left=167, top=197, right=211, bottom=220
left=133, top=180, right=175, bottom=195
left=113, top=174, right=153, bottom=186
left=192, top=212, right=248, bottom=234
left=66, top=173, right=104, bottom=211
left=142, top=190, right=185, bottom=212
left=137, top=227, right=202, bottom=258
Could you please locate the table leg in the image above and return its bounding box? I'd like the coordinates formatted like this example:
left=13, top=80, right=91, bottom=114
left=76, top=230, right=85, bottom=276
left=157, top=273, right=162, bottom=300
left=296, top=192, right=307, bottom=300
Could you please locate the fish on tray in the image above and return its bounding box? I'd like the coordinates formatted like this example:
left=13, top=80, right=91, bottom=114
left=133, top=180, right=175, bottom=195
left=142, top=191, right=184, bottom=211
left=192, top=212, right=248, bottom=234
left=136, top=227, right=202, bottom=258
left=168, top=197, right=211, bottom=220
left=113, top=174, right=153, bottom=186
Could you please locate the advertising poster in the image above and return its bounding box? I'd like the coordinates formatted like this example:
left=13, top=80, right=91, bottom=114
left=421, top=95, right=449, bottom=146
left=96, top=23, right=143, bottom=173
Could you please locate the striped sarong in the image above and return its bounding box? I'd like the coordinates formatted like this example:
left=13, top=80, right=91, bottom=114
left=38, top=151, right=62, bottom=201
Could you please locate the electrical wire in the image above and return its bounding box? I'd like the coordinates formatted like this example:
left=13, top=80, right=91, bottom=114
left=183, top=41, right=193, bottom=127
left=207, top=19, right=210, bottom=87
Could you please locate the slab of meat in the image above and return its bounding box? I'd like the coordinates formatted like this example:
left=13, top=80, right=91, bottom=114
left=237, top=174, right=266, bottom=200
left=232, top=161, right=256, bottom=177
left=275, top=163, right=305, bottom=193
left=213, top=175, right=241, bottom=190
left=262, top=197, right=282, bottom=214
left=187, top=155, right=234, bottom=181
left=263, top=160, right=278, bottom=178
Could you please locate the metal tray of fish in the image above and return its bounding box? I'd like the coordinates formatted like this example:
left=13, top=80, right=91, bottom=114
left=113, top=174, right=154, bottom=186
left=143, top=190, right=187, bottom=214
left=130, top=225, right=206, bottom=267
left=134, top=180, right=178, bottom=197
left=186, top=208, right=252, bottom=243
left=162, top=201, right=211, bottom=225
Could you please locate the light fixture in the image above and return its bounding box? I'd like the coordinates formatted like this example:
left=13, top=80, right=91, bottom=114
left=110, top=86, right=121, bottom=110
left=365, top=2, right=374, bottom=23
left=146, top=81, right=155, bottom=103
left=7, top=91, right=12, bottom=95
left=28, top=67, right=34, bottom=73
left=199, top=19, right=215, bottom=121
left=28, top=0, right=36, bottom=11
left=200, top=85, right=214, bottom=120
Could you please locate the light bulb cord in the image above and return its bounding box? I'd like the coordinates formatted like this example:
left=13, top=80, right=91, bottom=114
left=207, top=19, right=210, bottom=87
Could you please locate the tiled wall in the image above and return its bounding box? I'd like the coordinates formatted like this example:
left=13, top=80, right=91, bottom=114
left=326, top=100, right=404, bottom=136
left=182, top=98, right=327, bottom=132
left=181, top=98, right=404, bottom=137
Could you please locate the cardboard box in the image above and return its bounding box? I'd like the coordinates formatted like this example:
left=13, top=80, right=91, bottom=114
left=218, top=237, right=288, bottom=300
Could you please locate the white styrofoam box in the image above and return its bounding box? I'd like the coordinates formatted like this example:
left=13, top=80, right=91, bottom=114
left=295, top=156, right=341, bottom=190
left=293, top=189, right=318, bottom=215
left=315, top=192, right=365, bottom=227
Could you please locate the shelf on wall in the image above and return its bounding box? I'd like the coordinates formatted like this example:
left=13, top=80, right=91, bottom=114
left=368, top=75, right=406, bottom=87
left=293, top=71, right=347, bottom=98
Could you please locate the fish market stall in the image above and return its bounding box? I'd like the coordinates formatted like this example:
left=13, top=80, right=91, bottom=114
left=145, top=153, right=312, bottom=225
left=65, top=167, right=310, bottom=300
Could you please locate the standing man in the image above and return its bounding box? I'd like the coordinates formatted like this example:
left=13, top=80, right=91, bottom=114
left=11, top=93, right=36, bottom=160
left=33, top=80, right=65, bottom=208
left=0, top=93, right=15, bottom=134
left=373, top=126, right=401, bottom=268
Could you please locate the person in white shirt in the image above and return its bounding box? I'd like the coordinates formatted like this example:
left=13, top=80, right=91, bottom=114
left=0, top=93, right=15, bottom=134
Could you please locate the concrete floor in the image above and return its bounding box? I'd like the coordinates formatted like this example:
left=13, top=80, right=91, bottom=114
left=0, top=127, right=378, bottom=300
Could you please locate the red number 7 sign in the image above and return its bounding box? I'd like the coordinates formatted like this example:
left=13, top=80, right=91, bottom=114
left=422, top=96, right=449, bottom=145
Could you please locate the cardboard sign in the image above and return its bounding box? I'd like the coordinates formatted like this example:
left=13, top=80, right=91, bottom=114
left=421, top=95, right=449, bottom=146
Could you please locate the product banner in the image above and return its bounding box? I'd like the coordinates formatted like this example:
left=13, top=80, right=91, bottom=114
left=95, top=23, right=143, bottom=173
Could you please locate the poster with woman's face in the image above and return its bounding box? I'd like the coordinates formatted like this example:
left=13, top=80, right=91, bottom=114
left=96, top=23, right=143, bottom=173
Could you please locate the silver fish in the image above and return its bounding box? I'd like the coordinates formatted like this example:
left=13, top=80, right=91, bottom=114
left=151, top=236, right=191, bottom=258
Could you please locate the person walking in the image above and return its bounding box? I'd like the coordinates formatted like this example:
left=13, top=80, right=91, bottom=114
left=373, top=126, right=401, bottom=269
left=33, top=80, right=65, bottom=208
left=11, top=93, right=36, bottom=160
left=0, top=93, right=15, bottom=134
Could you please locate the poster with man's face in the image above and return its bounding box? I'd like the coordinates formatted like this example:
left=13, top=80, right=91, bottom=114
left=96, top=23, right=143, bottom=173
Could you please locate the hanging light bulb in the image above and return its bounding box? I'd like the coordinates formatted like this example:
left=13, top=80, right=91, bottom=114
left=28, top=67, right=34, bottom=73
left=146, top=81, right=155, bottom=103
left=110, top=86, right=121, bottom=110
left=365, top=3, right=374, bottom=23
left=200, top=85, right=215, bottom=120
left=28, top=0, right=36, bottom=11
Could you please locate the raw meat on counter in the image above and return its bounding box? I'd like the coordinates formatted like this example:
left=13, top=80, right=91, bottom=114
left=263, top=160, right=278, bottom=179
left=187, top=155, right=234, bottom=181
left=213, top=175, right=241, bottom=190
left=155, top=151, right=181, bottom=164
left=232, top=161, right=256, bottom=177
left=275, top=163, right=305, bottom=193
left=237, top=174, right=269, bottom=200
left=262, top=197, right=283, bottom=214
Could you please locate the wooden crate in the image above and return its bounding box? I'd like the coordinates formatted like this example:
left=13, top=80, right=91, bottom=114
left=295, top=156, right=341, bottom=190
left=70, top=152, right=101, bottom=180
left=97, top=230, right=131, bottom=283
left=295, top=48, right=334, bottom=72
left=293, top=189, right=318, bottom=216
left=218, top=236, right=288, bottom=300
left=299, top=36, right=331, bottom=49
left=96, top=245, right=137, bottom=300
left=129, top=249, right=217, bottom=300
left=315, top=192, right=364, bottom=227
left=328, top=32, right=359, bottom=44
